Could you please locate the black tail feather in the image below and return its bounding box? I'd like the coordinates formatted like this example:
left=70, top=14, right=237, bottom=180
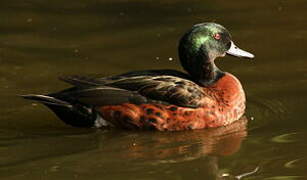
left=21, top=94, right=96, bottom=127
left=21, top=94, right=72, bottom=108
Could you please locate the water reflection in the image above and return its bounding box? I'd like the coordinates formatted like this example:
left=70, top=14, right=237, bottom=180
left=121, top=117, right=246, bottom=161
left=94, top=117, right=248, bottom=179
left=0, top=117, right=249, bottom=179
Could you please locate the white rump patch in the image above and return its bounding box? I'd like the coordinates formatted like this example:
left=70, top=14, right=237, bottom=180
left=94, top=114, right=110, bottom=128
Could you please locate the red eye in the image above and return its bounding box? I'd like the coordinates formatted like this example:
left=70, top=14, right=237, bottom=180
left=213, top=33, right=221, bottom=40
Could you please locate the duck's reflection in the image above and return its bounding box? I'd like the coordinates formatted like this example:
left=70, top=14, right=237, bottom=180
left=96, top=117, right=248, bottom=179
left=122, top=116, right=247, bottom=162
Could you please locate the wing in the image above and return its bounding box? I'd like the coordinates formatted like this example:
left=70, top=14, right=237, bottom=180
left=51, top=86, right=154, bottom=106
left=60, top=70, right=210, bottom=108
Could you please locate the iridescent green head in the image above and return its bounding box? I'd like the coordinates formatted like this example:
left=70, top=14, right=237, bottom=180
left=178, top=22, right=254, bottom=85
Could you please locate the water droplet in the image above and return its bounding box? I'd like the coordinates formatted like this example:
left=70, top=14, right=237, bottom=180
left=168, top=57, right=173, bottom=61
left=50, top=165, right=60, bottom=172
left=155, top=57, right=160, bottom=60
left=221, top=173, right=230, bottom=177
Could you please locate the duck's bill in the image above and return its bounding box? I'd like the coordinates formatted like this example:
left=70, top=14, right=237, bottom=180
left=226, top=41, right=255, bottom=59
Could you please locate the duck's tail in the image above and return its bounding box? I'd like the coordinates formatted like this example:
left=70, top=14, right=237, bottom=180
left=21, top=94, right=97, bottom=127
left=21, top=94, right=73, bottom=108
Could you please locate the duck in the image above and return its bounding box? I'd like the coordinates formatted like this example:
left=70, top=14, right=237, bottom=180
left=22, top=22, right=254, bottom=131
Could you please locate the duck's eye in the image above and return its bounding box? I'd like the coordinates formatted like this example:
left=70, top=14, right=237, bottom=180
left=213, top=33, right=221, bottom=40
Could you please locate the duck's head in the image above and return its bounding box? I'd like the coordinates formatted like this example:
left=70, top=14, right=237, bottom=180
left=178, top=22, right=254, bottom=85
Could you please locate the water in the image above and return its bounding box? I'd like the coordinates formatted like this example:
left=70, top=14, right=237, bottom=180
left=1, top=0, right=307, bottom=179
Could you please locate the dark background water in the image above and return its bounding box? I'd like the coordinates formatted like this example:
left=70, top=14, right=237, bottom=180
left=1, top=0, right=307, bottom=179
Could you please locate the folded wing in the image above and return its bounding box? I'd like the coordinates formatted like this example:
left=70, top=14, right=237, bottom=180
left=59, top=70, right=210, bottom=108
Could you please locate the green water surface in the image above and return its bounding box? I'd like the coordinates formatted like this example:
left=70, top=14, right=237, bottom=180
left=0, top=0, right=307, bottom=179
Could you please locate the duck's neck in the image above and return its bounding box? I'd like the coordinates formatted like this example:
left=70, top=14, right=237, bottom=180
left=198, top=59, right=224, bottom=86
left=180, top=51, right=224, bottom=87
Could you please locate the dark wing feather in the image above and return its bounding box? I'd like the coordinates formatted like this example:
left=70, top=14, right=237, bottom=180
left=60, top=70, right=209, bottom=108
left=59, top=70, right=191, bottom=87
left=102, top=76, right=206, bottom=107
left=52, top=86, right=151, bottom=106
left=59, top=75, right=103, bottom=87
